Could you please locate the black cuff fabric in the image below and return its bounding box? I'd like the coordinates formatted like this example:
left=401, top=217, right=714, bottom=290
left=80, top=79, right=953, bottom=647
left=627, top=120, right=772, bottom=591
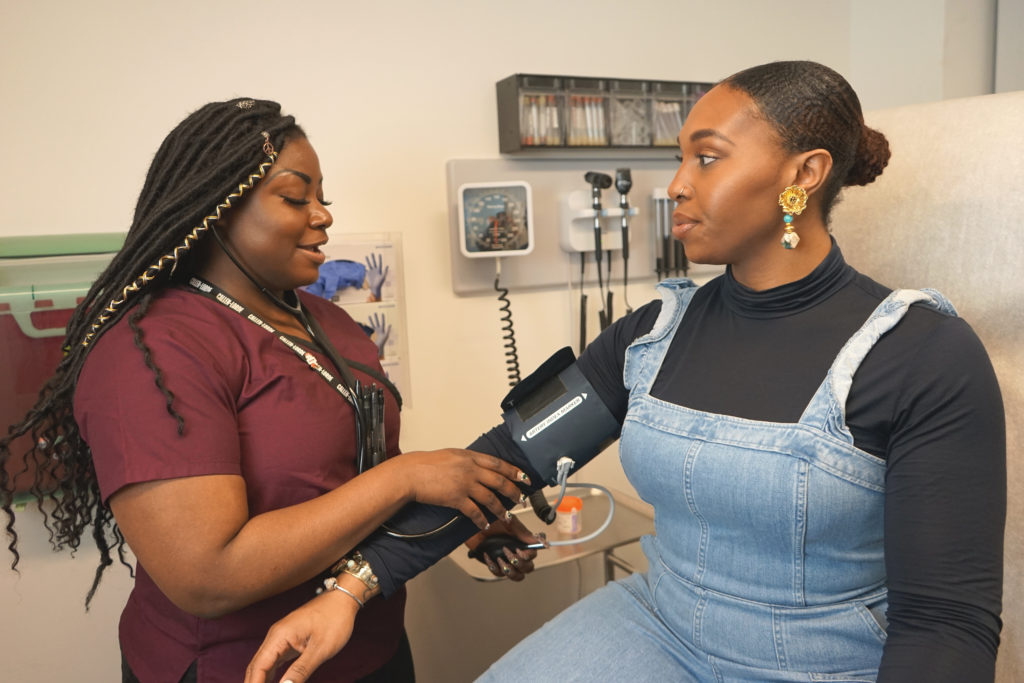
left=358, top=429, right=541, bottom=597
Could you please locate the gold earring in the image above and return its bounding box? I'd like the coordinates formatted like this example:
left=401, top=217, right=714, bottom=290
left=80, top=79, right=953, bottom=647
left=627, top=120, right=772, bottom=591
left=778, top=185, right=807, bottom=250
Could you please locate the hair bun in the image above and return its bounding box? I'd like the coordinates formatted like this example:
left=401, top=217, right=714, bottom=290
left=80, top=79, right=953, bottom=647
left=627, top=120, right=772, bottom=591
left=846, top=125, right=891, bottom=186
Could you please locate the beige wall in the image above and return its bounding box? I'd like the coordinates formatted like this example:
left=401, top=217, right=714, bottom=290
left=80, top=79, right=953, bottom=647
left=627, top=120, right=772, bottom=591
left=849, top=0, right=998, bottom=107
left=0, top=1, right=1002, bottom=680
left=997, top=0, right=1024, bottom=92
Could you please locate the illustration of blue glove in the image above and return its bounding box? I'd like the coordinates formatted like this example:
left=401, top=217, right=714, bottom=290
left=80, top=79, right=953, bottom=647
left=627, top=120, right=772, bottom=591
left=305, top=260, right=366, bottom=299
left=365, top=253, right=389, bottom=301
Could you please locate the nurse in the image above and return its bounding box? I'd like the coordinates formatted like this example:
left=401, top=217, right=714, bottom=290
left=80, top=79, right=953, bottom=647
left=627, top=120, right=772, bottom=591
left=0, top=98, right=536, bottom=682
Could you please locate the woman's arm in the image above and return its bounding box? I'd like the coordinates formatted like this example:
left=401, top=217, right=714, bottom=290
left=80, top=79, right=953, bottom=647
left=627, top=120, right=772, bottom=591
left=356, top=299, right=661, bottom=596
left=877, top=317, right=1006, bottom=682
left=243, top=516, right=542, bottom=683
left=77, top=299, right=530, bottom=619
left=110, top=448, right=528, bottom=618
left=242, top=301, right=662, bottom=680
left=245, top=569, right=373, bottom=683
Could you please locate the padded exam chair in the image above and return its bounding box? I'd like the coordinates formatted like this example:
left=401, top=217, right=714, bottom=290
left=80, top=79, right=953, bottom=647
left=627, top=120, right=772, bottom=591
left=831, top=89, right=1024, bottom=681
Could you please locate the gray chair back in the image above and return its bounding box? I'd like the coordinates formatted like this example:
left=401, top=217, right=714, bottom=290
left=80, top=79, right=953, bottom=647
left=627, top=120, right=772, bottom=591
left=831, top=90, right=1024, bottom=680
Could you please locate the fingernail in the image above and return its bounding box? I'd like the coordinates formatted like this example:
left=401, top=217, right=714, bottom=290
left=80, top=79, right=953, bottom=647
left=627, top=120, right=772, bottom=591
left=504, top=510, right=513, bottom=521
left=484, top=522, right=491, bottom=530
left=519, top=493, right=527, bottom=504
left=517, top=471, right=530, bottom=484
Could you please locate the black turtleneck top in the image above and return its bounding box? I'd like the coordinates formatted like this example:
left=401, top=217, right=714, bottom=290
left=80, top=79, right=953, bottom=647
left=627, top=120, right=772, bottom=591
left=360, top=242, right=1005, bottom=682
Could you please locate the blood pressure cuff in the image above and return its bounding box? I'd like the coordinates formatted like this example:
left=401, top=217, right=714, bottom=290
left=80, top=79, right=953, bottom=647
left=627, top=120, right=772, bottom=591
left=501, top=346, right=619, bottom=485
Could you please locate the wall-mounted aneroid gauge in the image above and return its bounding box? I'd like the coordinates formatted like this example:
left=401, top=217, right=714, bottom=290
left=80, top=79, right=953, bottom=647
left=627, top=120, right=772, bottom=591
left=457, top=181, right=534, bottom=258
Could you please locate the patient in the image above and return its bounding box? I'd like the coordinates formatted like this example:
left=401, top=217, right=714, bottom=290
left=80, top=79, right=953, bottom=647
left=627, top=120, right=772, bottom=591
left=246, top=60, right=1005, bottom=683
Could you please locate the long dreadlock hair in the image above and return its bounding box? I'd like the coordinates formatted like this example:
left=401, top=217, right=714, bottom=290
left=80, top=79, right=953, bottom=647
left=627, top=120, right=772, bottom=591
left=0, top=97, right=303, bottom=608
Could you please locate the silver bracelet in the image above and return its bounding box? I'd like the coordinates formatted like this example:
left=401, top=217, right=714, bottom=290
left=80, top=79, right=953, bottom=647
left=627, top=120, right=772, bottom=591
left=320, top=576, right=364, bottom=608
left=329, top=551, right=379, bottom=591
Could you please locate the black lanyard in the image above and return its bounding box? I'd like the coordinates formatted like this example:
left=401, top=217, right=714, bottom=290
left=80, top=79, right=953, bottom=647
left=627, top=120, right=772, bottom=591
left=186, top=276, right=389, bottom=472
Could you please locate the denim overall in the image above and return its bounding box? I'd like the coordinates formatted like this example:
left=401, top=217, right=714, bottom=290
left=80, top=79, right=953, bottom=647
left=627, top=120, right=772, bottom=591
left=480, top=280, right=956, bottom=683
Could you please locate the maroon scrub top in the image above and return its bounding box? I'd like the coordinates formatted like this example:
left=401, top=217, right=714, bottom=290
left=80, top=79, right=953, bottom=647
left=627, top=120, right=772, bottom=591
left=75, top=287, right=405, bottom=682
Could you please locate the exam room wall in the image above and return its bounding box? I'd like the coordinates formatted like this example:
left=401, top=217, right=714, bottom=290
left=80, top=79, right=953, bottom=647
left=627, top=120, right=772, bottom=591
left=0, top=1, right=1000, bottom=680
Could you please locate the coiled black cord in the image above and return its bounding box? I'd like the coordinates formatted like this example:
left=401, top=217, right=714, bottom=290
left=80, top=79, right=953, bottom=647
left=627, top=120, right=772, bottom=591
left=494, top=270, right=521, bottom=387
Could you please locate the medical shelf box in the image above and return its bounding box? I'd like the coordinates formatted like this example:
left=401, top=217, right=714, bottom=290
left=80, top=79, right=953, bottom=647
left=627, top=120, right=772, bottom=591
left=496, top=74, right=566, bottom=150
left=563, top=76, right=609, bottom=147
left=0, top=233, right=124, bottom=494
left=650, top=80, right=709, bottom=147
left=608, top=79, right=651, bottom=147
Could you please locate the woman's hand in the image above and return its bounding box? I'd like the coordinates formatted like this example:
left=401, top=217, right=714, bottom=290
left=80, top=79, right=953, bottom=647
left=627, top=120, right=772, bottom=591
left=389, top=449, right=530, bottom=530
left=465, top=515, right=546, bottom=581
left=244, top=585, right=361, bottom=683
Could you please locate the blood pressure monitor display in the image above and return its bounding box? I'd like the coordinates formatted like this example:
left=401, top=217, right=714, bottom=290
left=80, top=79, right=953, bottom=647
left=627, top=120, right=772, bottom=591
left=458, top=181, right=534, bottom=258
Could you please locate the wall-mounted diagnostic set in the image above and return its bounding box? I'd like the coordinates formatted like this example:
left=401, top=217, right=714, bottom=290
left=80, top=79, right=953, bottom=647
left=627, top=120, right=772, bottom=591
left=444, top=72, right=725, bottom=564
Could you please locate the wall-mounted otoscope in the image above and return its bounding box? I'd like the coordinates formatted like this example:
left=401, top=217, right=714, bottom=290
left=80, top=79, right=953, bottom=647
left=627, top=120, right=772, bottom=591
left=615, top=168, right=633, bottom=314
left=584, top=171, right=613, bottom=329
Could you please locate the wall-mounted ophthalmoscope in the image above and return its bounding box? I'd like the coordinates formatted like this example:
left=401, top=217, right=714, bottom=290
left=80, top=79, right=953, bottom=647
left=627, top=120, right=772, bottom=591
left=584, top=171, right=613, bottom=329
left=615, top=168, right=633, bottom=314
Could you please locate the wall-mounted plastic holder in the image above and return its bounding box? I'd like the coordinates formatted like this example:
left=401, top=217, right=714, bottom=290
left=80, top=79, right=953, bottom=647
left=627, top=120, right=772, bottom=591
left=497, top=73, right=714, bottom=153
left=1, top=233, right=125, bottom=496
left=609, top=79, right=650, bottom=147
left=559, top=189, right=639, bottom=253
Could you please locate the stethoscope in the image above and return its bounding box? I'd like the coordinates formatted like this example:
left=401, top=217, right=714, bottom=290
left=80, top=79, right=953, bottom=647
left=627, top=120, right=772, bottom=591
left=197, top=227, right=459, bottom=539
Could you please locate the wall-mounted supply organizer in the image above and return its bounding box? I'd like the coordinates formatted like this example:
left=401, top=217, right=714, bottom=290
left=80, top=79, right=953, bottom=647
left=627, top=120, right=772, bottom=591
left=496, top=74, right=715, bottom=153
left=1, top=233, right=126, bottom=499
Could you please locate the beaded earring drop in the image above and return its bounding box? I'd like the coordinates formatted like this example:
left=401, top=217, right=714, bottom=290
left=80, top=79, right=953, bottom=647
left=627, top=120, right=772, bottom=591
left=778, top=185, right=807, bottom=250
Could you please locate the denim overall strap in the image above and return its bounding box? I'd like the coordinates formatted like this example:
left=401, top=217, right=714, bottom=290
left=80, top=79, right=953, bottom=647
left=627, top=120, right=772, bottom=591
left=800, top=288, right=958, bottom=440
left=623, top=277, right=699, bottom=394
